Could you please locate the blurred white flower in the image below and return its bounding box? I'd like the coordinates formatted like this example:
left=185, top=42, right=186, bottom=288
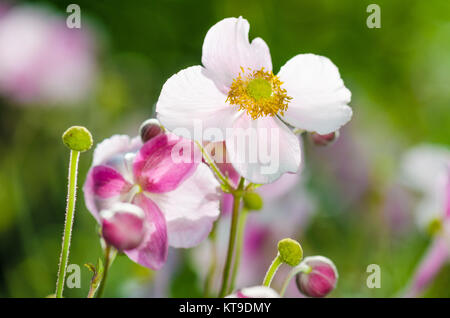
left=0, top=5, right=97, bottom=105
left=400, top=144, right=450, bottom=230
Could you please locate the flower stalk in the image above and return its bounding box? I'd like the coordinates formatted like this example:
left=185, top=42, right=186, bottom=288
left=96, top=244, right=115, bottom=298
left=279, top=263, right=311, bottom=296
left=262, top=255, right=283, bottom=287
left=55, top=149, right=80, bottom=298
left=219, top=177, right=245, bottom=297
left=228, top=207, right=249, bottom=294
left=55, top=126, right=92, bottom=298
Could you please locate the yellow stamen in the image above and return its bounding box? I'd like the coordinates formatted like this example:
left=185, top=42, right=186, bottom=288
left=227, top=67, right=292, bottom=120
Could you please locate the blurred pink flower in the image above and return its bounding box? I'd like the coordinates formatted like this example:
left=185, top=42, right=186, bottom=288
left=156, top=16, right=352, bottom=184
left=400, top=144, right=450, bottom=297
left=401, top=144, right=450, bottom=230
left=403, top=236, right=449, bottom=298
left=226, top=286, right=280, bottom=298
left=0, top=5, right=97, bottom=104
left=83, top=133, right=220, bottom=269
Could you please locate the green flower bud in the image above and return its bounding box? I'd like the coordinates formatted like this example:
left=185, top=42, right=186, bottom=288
left=243, top=191, right=263, bottom=210
left=62, top=126, right=93, bottom=152
left=278, top=238, right=303, bottom=266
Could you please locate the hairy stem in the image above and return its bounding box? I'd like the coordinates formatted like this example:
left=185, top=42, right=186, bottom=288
left=263, top=255, right=283, bottom=287
left=55, top=150, right=80, bottom=298
left=279, top=263, right=311, bottom=297
left=219, top=177, right=245, bottom=297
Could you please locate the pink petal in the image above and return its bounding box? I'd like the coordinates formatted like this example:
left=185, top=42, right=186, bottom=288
left=404, top=237, right=449, bottom=297
left=91, top=165, right=129, bottom=198
left=226, top=114, right=301, bottom=184
left=156, top=65, right=238, bottom=141
left=202, top=17, right=272, bottom=92
left=149, top=164, right=220, bottom=248
left=258, top=171, right=301, bottom=202
left=133, top=133, right=200, bottom=193
left=278, top=54, right=352, bottom=134
left=125, top=194, right=168, bottom=270
left=83, top=165, right=131, bottom=219
left=101, top=203, right=147, bottom=251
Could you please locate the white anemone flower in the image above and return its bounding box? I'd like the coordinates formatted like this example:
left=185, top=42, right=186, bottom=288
left=156, top=17, right=352, bottom=183
left=401, top=144, right=450, bottom=230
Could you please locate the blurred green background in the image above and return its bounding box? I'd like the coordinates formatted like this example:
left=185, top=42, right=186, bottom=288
left=0, top=0, right=449, bottom=297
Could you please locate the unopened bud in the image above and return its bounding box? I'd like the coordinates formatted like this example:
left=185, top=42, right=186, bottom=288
left=226, top=286, right=280, bottom=298
left=278, top=238, right=303, bottom=266
left=140, top=118, right=164, bottom=143
left=243, top=191, right=263, bottom=210
left=100, top=203, right=147, bottom=251
left=296, top=256, right=338, bottom=297
left=62, top=126, right=93, bottom=152
left=310, top=131, right=339, bottom=146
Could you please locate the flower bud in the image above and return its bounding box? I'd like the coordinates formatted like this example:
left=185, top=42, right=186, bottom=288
left=140, top=118, right=164, bottom=143
left=62, top=126, right=93, bottom=152
left=296, top=256, right=338, bottom=297
left=309, top=131, right=339, bottom=146
left=278, top=238, right=303, bottom=266
left=100, top=203, right=147, bottom=251
left=226, top=286, right=280, bottom=298
left=243, top=191, right=263, bottom=210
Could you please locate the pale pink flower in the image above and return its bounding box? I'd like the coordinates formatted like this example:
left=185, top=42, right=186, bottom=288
left=156, top=17, right=352, bottom=183
left=401, top=144, right=450, bottom=230
left=83, top=133, right=220, bottom=269
left=0, top=5, right=97, bottom=104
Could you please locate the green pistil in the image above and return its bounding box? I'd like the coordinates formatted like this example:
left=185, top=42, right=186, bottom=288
left=246, top=78, right=272, bottom=100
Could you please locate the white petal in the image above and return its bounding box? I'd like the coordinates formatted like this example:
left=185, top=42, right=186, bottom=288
left=401, top=144, right=450, bottom=194
left=156, top=65, right=239, bottom=142
left=147, top=164, right=221, bottom=248
left=93, top=135, right=141, bottom=166
left=226, top=114, right=301, bottom=184
left=226, top=286, right=280, bottom=298
left=278, top=54, right=352, bottom=134
left=202, top=17, right=272, bottom=91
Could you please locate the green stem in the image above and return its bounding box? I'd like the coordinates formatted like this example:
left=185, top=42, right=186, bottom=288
left=219, top=177, right=245, bottom=297
left=195, top=141, right=234, bottom=191
left=263, top=255, right=283, bottom=287
left=96, top=245, right=113, bottom=298
left=279, top=263, right=311, bottom=297
left=204, top=223, right=218, bottom=297
left=55, top=150, right=80, bottom=298
left=228, top=208, right=249, bottom=294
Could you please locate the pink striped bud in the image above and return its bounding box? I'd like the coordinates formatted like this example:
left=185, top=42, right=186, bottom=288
left=296, top=256, right=338, bottom=297
left=100, top=203, right=147, bottom=251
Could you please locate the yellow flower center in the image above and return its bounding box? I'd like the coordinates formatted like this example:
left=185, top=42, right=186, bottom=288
left=227, top=67, right=291, bottom=120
